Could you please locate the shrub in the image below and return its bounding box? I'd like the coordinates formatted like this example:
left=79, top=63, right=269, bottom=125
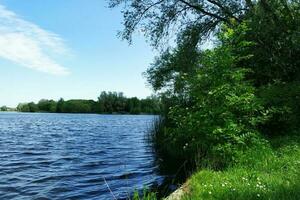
left=173, top=45, right=269, bottom=168
left=258, top=81, right=300, bottom=136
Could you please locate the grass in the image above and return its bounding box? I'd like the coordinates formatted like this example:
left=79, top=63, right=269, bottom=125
left=132, top=190, right=157, bottom=200
left=182, top=135, right=300, bottom=200
left=140, top=132, right=300, bottom=200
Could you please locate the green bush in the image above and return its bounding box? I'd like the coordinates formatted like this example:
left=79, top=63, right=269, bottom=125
left=258, top=81, right=300, bottom=136
left=164, top=44, right=268, bottom=168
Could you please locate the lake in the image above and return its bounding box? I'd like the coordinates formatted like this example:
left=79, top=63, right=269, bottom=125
left=0, top=112, right=164, bottom=200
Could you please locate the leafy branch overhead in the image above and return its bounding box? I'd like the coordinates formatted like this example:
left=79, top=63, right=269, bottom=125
left=109, top=0, right=254, bottom=47
left=110, top=0, right=300, bottom=93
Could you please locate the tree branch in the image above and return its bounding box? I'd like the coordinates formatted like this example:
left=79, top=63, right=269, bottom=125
left=206, top=0, right=241, bottom=22
left=245, top=0, right=254, bottom=9
left=178, top=0, right=230, bottom=23
left=131, top=0, right=165, bottom=34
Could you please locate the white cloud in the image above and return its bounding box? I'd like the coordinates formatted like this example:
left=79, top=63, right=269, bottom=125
left=0, top=4, right=70, bottom=75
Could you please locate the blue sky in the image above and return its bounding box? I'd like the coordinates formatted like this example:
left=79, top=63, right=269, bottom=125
left=0, top=0, right=156, bottom=107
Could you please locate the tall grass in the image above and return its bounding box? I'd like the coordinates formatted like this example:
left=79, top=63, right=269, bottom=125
left=146, top=117, right=194, bottom=199
left=132, top=190, right=157, bottom=200
left=147, top=117, right=186, bottom=170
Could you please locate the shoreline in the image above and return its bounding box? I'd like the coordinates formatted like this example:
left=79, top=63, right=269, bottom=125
left=1, top=111, right=158, bottom=115
left=164, top=183, right=188, bottom=200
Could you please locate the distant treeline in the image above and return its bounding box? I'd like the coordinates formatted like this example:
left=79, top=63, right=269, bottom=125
left=16, top=91, right=161, bottom=114
left=0, top=106, right=15, bottom=112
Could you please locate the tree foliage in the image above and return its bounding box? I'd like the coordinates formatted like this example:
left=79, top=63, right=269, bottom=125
left=232, top=0, right=300, bottom=86
left=16, top=92, right=161, bottom=115
left=109, top=0, right=253, bottom=46
left=0, top=106, right=8, bottom=111
left=152, top=31, right=270, bottom=167
left=110, top=0, right=300, bottom=168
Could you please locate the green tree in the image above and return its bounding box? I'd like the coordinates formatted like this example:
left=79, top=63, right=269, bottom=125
left=63, top=100, right=94, bottom=113
left=109, top=0, right=254, bottom=96
left=37, top=99, right=57, bottom=112
left=110, top=0, right=300, bottom=169
left=110, top=0, right=299, bottom=95
left=17, top=103, right=30, bottom=112
left=15, top=92, right=161, bottom=114
left=98, top=91, right=134, bottom=113
left=56, top=98, right=65, bottom=113
left=127, top=97, right=141, bottom=114
left=167, top=43, right=268, bottom=167
left=109, top=0, right=252, bottom=46
left=140, top=96, right=161, bottom=114
left=0, top=106, right=8, bottom=111
left=232, top=0, right=300, bottom=86
left=28, top=102, right=38, bottom=112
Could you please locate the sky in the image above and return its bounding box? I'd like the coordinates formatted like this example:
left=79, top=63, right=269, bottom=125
left=0, top=0, right=157, bottom=107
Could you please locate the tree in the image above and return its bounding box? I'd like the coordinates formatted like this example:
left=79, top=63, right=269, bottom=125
left=62, top=100, right=94, bottom=113
left=17, top=103, right=30, bottom=112
left=108, top=0, right=253, bottom=47
left=109, top=0, right=300, bottom=168
left=98, top=91, right=130, bottom=113
left=127, top=97, right=141, bottom=114
left=109, top=0, right=252, bottom=99
left=140, top=96, right=161, bottom=114
left=28, top=102, right=38, bottom=112
left=98, top=91, right=114, bottom=113
left=37, top=99, right=57, bottom=112
left=233, top=0, right=300, bottom=86
left=15, top=92, right=161, bottom=114
left=0, top=106, right=8, bottom=111
left=56, top=98, right=65, bottom=113
left=110, top=0, right=300, bottom=94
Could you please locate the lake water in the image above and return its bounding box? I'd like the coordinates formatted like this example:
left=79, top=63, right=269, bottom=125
left=0, top=112, right=164, bottom=200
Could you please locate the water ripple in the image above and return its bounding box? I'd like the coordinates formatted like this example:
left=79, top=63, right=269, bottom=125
left=0, top=113, right=160, bottom=200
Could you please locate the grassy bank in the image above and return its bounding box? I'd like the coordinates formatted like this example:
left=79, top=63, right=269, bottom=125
left=133, top=135, right=300, bottom=200
left=134, top=136, right=300, bottom=200
left=182, top=135, right=300, bottom=200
